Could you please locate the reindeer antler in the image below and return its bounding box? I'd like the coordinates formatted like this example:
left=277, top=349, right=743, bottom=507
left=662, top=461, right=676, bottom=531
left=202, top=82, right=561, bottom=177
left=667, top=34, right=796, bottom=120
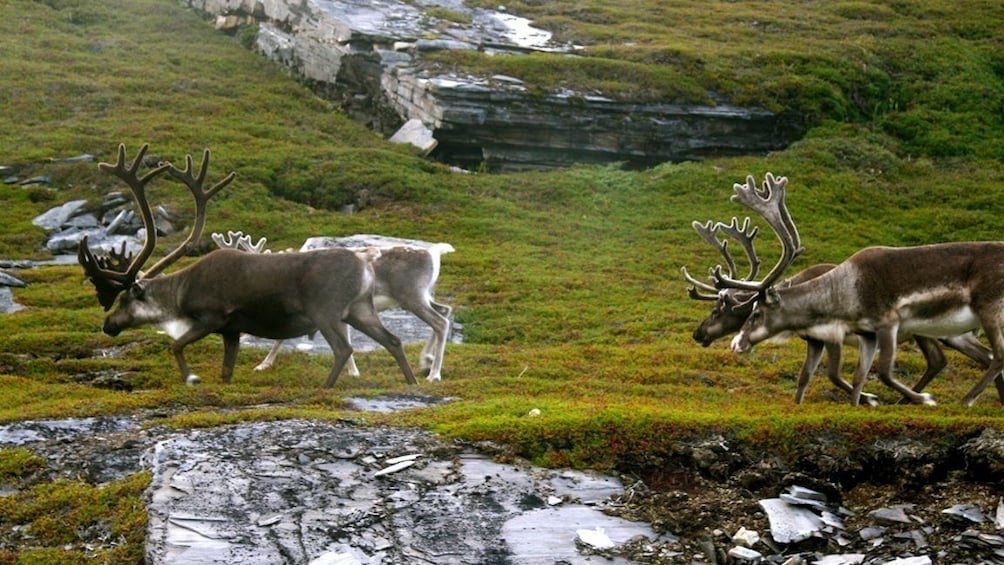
left=712, top=172, right=804, bottom=294
left=212, top=230, right=269, bottom=254
left=142, top=149, right=236, bottom=278
left=681, top=216, right=761, bottom=301
left=78, top=143, right=170, bottom=310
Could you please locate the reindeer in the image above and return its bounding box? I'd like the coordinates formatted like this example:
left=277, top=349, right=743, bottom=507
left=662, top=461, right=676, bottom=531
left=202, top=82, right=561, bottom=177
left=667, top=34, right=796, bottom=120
left=682, top=221, right=991, bottom=404
left=78, top=143, right=416, bottom=387
left=704, top=172, right=1004, bottom=406
left=212, top=231, right=454, bottom=381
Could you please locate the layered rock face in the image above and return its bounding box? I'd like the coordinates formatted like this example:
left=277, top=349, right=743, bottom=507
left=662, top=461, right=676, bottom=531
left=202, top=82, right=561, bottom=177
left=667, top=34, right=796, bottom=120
left=184, top=0, right=804, bottom=170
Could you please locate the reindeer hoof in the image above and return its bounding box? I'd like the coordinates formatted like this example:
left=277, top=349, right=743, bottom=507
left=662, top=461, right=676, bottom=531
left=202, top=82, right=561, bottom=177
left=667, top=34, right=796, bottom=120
left=919, top=393, right=937, bottom=406
left=861, top=393, right=880, bottom=407
left=426, top=374, right=441, bottom=383
left=253, top=364, right=270, bottom=372
left=186, top=374, right=201, bottom=386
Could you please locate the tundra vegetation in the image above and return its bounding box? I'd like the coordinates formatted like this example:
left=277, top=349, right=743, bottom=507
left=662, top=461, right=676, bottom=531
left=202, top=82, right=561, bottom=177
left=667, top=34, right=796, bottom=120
left=1, top=0, right=1003, bottom=562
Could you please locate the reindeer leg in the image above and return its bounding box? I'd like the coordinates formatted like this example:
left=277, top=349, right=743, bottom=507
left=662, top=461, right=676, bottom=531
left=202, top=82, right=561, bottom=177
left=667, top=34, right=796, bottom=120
left=941, top=333, right=992, bottom=367
left=406, top=301, right=452, bottom=382
left=818, top=339, right=879, bottom=406
left=254, top=340, right=284, bottom=371
left=938, top=333, right=1003, bottom=403
left=851, top=334, right=879, bottom=406
left=994, top=373, right=1004, bottom=405
left=170, top=327, right=215, bottom=386
left=316, top=323, right=355, bottom=388
left=962, top=326, right=1004, bottom=407
left=909, top=336, right=946, bottom=398
left=344, top=325, right=361, bottom=377
left=794, top=338, right=825, bottom=404
left=345, top=302, right=417, bottom=385
left=221, top=332, right=240, bottom=384
left=876, top=327, right=936, bottom=405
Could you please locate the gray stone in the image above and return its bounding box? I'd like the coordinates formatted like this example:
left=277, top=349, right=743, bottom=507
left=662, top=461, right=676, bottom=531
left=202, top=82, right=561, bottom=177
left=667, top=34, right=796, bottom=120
left=942, top=503, right=986, bottom=523
left=32, top=199, right=89, bottom=231
left=759, top=498, right=824, bottom=544
left=813, top=555, right=865, bottom=565
left=388, top=118, right=438, bottom=154
left=727, top=545, right=762, bottom=561
left=869, top=505, right=915, bottom=525
left=0, top=270, right=26, bottom=288
left=884, top=557, right=932, bottom=565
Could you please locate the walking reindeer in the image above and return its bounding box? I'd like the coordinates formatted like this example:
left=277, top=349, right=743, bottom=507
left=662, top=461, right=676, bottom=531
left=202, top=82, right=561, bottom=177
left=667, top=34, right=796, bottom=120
left=682, top=215, right=992, bottom=405
left=212, top=231, right=455, bottom=381
left=686, top=172, right=1002, bottom=406
left=78, top=143, right=416, bottom=387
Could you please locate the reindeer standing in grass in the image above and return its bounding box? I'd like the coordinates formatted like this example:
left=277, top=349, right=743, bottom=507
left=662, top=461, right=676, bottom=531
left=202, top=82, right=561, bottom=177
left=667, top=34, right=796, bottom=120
left=78, top=143, right=416, bottom=387
left=682, top=215, right=991, bottom=405
left=213, top=230, right=455, bottom=381
left=685, top=173, right=1001, bottom=406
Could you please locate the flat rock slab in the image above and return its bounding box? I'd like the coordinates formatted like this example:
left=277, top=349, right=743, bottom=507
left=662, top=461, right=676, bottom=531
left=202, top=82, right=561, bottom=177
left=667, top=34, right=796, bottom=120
left=145, top=419, right=665, bottom=564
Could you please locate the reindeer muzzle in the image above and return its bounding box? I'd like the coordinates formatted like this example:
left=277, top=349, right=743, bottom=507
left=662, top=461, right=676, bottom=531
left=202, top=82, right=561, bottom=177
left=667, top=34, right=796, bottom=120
left=102, top=319, right=122, bottom=337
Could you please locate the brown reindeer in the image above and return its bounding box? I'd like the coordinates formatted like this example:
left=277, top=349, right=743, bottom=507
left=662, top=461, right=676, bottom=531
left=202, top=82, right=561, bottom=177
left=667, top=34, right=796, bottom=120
left=707, top=172, right=1003, bottom=406
left=78, top=144, right=416, bottom=387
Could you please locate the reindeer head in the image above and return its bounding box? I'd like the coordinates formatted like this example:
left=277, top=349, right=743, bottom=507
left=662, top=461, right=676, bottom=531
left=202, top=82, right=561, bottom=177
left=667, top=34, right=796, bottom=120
left=682, top=173, right=803, bottom=349
left=681, top=217, right=761, bottom=346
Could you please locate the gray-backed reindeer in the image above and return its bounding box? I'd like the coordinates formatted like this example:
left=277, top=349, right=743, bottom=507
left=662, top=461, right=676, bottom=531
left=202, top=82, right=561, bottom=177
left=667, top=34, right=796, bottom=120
left=78, top=144, right=416, bottom=387
left=213, top=231, right=454, bottom=381
left=702, top=172, right=1003, bottom=406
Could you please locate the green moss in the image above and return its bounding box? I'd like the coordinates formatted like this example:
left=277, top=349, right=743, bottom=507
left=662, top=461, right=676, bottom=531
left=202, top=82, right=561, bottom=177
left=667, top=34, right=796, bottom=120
left=0, top=473, right=149, bottom=563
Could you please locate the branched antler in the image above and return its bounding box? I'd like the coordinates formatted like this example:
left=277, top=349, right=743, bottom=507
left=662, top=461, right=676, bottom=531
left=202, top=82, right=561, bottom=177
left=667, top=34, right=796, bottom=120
left=78, top=143, right=170, bottom=309
left=143, top=149, right=236, bottom=278
left=711, top=172, right=803, bottom=294
left=681, top=216, right=761, bottom=300
left=212, top=230, right=270, bottom=253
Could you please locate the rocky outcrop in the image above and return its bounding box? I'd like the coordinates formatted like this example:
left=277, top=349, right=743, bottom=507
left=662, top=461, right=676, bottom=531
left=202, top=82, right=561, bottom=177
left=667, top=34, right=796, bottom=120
left=182, top=0, right=805, bottom=171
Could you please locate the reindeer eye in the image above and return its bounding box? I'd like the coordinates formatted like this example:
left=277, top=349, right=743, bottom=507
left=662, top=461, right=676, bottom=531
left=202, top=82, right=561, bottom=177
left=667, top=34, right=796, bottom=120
left=129, top=284, right=146, bottom=300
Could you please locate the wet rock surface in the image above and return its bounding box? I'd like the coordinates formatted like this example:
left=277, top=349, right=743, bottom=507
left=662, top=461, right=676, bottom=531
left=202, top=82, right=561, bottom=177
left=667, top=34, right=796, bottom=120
left=3, top=410, right=1004, bottom=563
left=144, top=419, right=665, bottom=564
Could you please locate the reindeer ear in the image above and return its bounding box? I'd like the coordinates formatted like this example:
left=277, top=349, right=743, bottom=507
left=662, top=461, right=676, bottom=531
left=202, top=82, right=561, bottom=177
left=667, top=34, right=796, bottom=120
left=131, top=281, right=148, bottom=300
left=765, top=288, right=781, bottom=306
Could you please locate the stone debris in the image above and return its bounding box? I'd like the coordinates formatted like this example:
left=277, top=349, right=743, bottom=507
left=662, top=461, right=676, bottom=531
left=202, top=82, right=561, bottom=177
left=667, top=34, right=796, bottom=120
left=388, top=118, right=437, bottom=155
left=732, top=526, right=760, bottom=547
left=576, top=527, right=615, bottom=550
left=869, top=504, right=916, bottom=525
left=884, top=557, right=932, bottom=565
left=813, top=554, right=865, bottom=565
left=727, top=544, right=763, bottom=561
left=942, top=503, right=987, bottom=523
